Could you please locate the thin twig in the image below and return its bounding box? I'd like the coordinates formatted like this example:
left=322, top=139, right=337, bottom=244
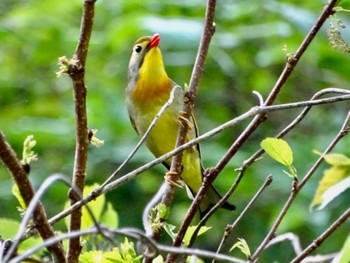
left=239, top=88, right=350, bottom=173
left=11, top=173, right=114, bottom=257
left=142, top=182, right=168, bottom=236
left=297, top=253, right=339, bottom=263
left=250, top=110, right=350, bottom=262
left=174, top=0, right=340, bottom=244
left=266, top=233, right=303, bottom=255
left=291, top=207, right=350, bottom=263
left=10, top=226, right=245, bottom=263
left=212, top=175, right=273, bottom=262
left=0, top=133, right=66, bottom=262
left=66, top=0, right=96, bottom=262
left=45, top=92, right=350, bottom=228
left=4, top=174, right=70, bottom=262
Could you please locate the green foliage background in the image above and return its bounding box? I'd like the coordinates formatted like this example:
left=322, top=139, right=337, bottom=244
left=1, top=0, right=350, bottom=261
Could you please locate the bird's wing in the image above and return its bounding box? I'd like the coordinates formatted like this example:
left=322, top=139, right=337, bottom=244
left=190, top=111, right=202, bottom=160
left=128, top=115, right=139, bottom=135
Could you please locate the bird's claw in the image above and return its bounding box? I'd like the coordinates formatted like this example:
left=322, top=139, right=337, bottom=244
left=164, top=171, right=183, bottom=187
left=178, top=111, right=193, bottom=130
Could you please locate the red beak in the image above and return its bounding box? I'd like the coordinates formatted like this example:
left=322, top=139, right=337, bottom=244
left=149, top=33, right=160, bottom=48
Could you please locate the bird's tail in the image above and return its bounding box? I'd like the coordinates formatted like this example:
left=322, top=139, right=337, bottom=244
left=199, top=186, right=236, bottom=218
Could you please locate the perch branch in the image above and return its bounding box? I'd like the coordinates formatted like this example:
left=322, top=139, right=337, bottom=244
left=45, top=92, right=350, bottom=228
left=173, top=0, right=340, bottom=253
left=166, top=1, right=217, bottom=261
left=168, top=0, right=337, bottom=256
left=66, top=0, right=96, bottom=262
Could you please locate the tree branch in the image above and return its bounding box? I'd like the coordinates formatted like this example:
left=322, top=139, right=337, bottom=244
left=0, top=132, right=66, bottom=262
left=66, top=0, right=96, bottom=262
left=212, top=175, right=273, bottom=261
left=250, top=110, right=350, bottom=262
left=170, top=1, right=340, bottom=254
left=291, top=206, right=350, bottom=263
left=165, top=1, right=217, bottom=261
left=44, top=91, right=350, bottom=230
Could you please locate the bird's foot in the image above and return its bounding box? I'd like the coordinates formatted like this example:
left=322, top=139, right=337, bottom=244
left=164, top=171, right=183, bottom=187
left=178, top=111, right=193, bottom=130
left=203, top=167, right=214, bottom=177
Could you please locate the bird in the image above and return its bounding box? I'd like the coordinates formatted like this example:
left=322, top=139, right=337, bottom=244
left=125, top=33, right=235, bottom=217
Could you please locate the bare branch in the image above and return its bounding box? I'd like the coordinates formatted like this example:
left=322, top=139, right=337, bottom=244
left=240, top=88, right=350, bottom=173
left=250, top=110, right=350, bottom=262
left=66, top=0, right=96, bottom=261
left=213, top=175, right=273, bottom=260
left=10, top=225, right=247, bottom=263
left=4, top=174, right=70, bottom=262
left=44, top=91, right=350, bottom=229
left=166, top=1, right=218, bottom=261
left=0, top=133, right=66, bottom=262
left=266, top=233, right=303, bottom=255
left=291, top=207, right=350, bottom=263
left=173, top=2, right=340, bottom=249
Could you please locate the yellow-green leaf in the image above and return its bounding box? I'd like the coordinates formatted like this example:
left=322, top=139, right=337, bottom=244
left=183, top=225, right=211, bottom=246
left=261, top=138, right=293, bottom=167
left=12, top=184, right=27, bottom=209
left=163, top=222, right=176, bottom=241
left=100, top=203, right=119, bottom=228
left=230, top=238, right=251, bottom=258
left=310, top=165, right=350, bottom=210
left=80, top=248, right=122, bottom=263
left=21, top=135, right=38, bottom=165
left=323, top=153, right=350, bottom=166
left=119, top=238, right=141, bottom=262
left=186, top=256, right=204, bottom=263
left=152, top=255, right=164, bottom=263
left=337, top=234, right=350, bottom=263
left=64, top=183, right=105, bottom=230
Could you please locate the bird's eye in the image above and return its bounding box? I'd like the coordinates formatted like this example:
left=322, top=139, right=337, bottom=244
left=134, top=45, right=142, bottom=53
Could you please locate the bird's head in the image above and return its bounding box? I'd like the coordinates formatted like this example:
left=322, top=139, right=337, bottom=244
left=127, top=33, right=167, bottom=85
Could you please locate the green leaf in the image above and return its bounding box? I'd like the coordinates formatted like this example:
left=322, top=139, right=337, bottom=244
left=0, top=218, right=42, bottom=258
left=183, top=225, right=211, bottom=246
left=261, top=138, right=297, bottom=178
left=323, top=153, right=350, bottom=166
left=118, top=238, right=141, bottom=262
left=337, top=234, right=350, bottom=263
left=149, top=203, right=170, bottom=233
left=163, top=222, right=177, bottom=241
left=230, top=238, right=251, bottom=258
left=152, top=255, right=164, bottom=263
left=261, top=138, right=293, bottom=167
left=80, top=249, right=122, bottom=263
left=80, top=239, right=141, bottom=263
left=21, top=134, right=38, bottom=165
left=186, top=256, right=204, bottom=263
left=100, top=203, right=119, bottom=228
left=64, top=183, right=105, bottom=230
left=156, top=203, right=170, bottom=220
left=310, top=163, right=350, bottom=210
left=12, top=184, right=27, bottom=209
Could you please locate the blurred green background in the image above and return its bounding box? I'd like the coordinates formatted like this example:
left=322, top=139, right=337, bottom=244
left=1, top=0, right=350, bottom=261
